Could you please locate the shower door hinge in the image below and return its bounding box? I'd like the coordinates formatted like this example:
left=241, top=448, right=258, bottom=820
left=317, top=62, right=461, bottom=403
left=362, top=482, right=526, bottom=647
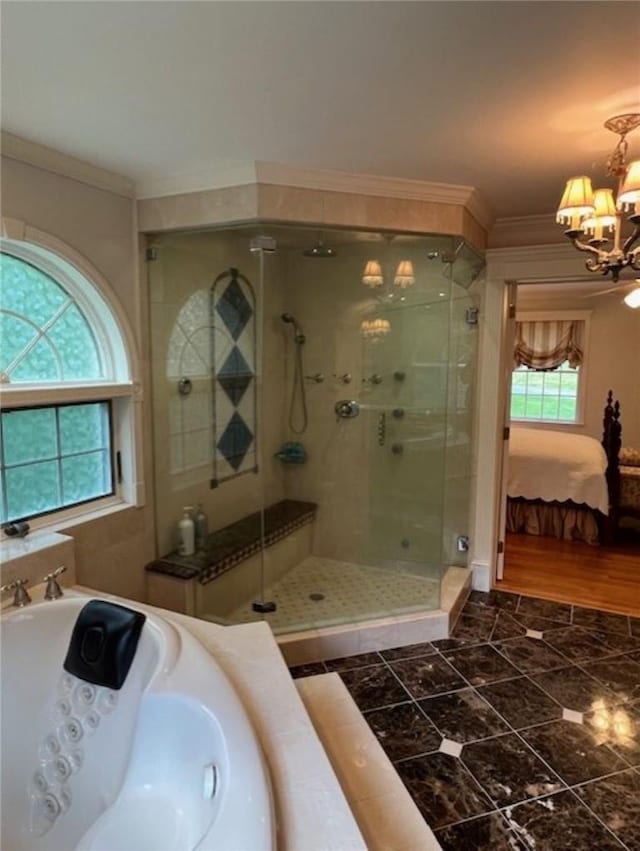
left=508, top=303, right=516, bottom=319
left=145, top=247, right=158, bottom=262
left=503, top=426, right=510, bottom=440
left=465, top=306, right=479, bottom=325
left=497, top=540, right=505, bottom=555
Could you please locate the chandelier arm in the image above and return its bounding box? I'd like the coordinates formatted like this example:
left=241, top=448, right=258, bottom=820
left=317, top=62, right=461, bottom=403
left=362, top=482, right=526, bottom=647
left=622, top=225, right=640, bottom=256
left=566, top=233, right=604, bottom=260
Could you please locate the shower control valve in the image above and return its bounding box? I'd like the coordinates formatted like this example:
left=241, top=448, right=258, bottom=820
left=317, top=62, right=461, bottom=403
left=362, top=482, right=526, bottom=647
left=305, top=373, right=325, bottom=383
left=363, top=373, right=383, bottom=385
left=335, top=400, right=360, bottom=420
left=333, top=373, right=352, bottom=384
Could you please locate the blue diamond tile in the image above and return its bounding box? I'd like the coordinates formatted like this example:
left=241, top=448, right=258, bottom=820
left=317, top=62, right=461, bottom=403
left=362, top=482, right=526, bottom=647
left=216, top=277, right=253, bottom=341
left=217, top=411, right=253, bottom=471
left=219, top=346, right=252, bottom=378
left=218, top=374, right=253, bottom=406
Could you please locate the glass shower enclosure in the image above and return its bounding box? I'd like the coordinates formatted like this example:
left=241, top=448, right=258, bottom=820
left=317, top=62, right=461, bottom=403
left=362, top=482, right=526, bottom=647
left=147, top=225, right=483, bottom=634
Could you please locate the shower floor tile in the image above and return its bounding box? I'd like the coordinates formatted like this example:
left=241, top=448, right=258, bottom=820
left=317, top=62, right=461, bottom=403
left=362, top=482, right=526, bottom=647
left=224, top=555, right=440, bottom=633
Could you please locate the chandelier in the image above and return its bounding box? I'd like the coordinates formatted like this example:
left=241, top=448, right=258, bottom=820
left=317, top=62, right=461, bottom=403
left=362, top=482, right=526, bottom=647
left=556, top=113, right=640, bottom=282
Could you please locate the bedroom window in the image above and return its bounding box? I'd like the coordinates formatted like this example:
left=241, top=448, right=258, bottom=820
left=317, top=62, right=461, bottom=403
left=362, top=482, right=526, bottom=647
left=511, top=361, right=581, bottom=422
left=511, top=314, right=587, bottom=425
left=0, top=241, right=134, bottom=527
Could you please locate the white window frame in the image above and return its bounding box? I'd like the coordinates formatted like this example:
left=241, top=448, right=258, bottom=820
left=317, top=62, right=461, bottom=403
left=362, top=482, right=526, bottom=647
left=0, top=219, right=144, bottom=531
left=510, top=309, right=591, bottom=428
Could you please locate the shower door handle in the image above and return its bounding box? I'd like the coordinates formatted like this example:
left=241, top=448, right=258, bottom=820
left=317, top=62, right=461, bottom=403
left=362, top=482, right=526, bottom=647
left=335, top=400, right=360, bottom=420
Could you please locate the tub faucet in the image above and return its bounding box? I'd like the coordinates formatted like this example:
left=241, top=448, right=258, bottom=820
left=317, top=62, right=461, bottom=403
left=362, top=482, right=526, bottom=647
left=1, top=578, right=32, bottom=608
left=44, top=566, right=67, bottom=600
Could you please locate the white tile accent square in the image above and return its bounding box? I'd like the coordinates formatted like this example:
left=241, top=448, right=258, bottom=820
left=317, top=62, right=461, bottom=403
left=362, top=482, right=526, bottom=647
left=525, top=629, right=544, bottom=640
left=562, top=708, right=584, bottom=724
left=439, top=738, right=463, bottom=757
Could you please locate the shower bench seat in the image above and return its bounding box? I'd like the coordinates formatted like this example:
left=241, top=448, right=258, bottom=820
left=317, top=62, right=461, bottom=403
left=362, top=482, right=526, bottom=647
left=145, top=499, right=317, bottom=618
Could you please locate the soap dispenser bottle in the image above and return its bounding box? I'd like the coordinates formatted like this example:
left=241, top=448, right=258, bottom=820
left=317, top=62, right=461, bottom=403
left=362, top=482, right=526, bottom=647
left=178, top=507, right=195, bottom=556
left=194, top=503, right=209, bottom=552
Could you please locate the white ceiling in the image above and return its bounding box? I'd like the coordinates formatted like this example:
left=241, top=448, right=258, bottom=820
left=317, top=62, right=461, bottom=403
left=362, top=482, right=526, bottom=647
left=2, top=1, right=639, bottom=217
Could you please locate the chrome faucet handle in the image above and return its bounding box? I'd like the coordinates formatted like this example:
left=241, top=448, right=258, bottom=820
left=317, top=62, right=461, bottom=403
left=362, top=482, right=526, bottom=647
left=43, top=565, right=67, bottom=600
left=1, top=577, right=32, bottom=607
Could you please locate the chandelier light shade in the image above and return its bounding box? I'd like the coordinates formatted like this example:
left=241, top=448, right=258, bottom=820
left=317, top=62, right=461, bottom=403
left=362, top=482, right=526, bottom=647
left=618, top=160, right=640, bottom=211
left=581, top=188, right=617, bottom=239
left=556, top=176, right=594, bottom=227
left=361, top=318, right=391, bottom=339
left=623, top=286, right=640, bottom=309
left=362, top=260, right=384, bottom=288
left=555, top=113, right=640, bottom=282
left=393, top=260, right=415, bottom=288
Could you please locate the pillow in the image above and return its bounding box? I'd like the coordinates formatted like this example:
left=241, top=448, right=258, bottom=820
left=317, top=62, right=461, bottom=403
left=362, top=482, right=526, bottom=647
left=620, top=447, right=640, bottom=467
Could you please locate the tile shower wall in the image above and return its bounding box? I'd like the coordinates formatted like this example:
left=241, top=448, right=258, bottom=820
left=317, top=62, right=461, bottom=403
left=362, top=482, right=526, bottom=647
left=149, top=231, right=287, bottom=557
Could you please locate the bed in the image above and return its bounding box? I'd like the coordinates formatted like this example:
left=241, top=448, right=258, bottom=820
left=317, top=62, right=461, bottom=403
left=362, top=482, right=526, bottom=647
left=506, top=391, right=622, bottom=545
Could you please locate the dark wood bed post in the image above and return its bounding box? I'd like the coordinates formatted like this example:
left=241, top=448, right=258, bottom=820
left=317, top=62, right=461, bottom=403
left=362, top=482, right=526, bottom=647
left=601, top=389, right=622, bottom=545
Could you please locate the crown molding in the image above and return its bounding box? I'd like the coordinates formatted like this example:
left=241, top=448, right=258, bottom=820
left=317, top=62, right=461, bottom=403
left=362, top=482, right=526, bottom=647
left=256, top=161, right=494, bottom=230
left=1, top=132, right=134, bottom=199
left=489, top=212, right=563, bottom=249
left=135, top=158, right=493, bottom=231
left=135, top=161, right=259, bottom=200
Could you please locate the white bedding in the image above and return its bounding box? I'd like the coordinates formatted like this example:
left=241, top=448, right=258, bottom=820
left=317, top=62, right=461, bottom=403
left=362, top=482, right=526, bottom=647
left=508, top=427, right=609, bottom=515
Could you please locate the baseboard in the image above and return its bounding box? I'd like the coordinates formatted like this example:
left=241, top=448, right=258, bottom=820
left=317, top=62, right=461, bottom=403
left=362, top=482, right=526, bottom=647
left=470, top=559, right=491, bottom=591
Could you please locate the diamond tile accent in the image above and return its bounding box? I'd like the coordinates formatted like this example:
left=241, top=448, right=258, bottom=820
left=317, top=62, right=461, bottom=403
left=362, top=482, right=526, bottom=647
left=216, top=277, right=253, bottom=340
left=216, top=411, right=253, bottom=470
left=218, top=346, right=253, bottom=405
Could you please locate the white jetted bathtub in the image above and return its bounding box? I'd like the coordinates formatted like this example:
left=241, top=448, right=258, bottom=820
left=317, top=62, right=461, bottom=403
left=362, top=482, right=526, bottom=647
left=1, top=594, right=275, bottom=851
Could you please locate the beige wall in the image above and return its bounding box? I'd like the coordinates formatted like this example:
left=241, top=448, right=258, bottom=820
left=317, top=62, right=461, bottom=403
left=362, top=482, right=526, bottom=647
left=1, top=156, right=154, bottom=601
left=516, top=290, right=640, bottom=447
left=148, top=230, right=287, bottom=556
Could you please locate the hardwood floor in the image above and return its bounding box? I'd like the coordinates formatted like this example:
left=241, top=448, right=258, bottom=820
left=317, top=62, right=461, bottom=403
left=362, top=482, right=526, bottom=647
left=500, top=531, right=640, bottom=615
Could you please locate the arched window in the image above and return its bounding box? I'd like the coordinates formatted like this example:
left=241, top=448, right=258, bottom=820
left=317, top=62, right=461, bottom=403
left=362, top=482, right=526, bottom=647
left=0, top=235, right=136, bottom=526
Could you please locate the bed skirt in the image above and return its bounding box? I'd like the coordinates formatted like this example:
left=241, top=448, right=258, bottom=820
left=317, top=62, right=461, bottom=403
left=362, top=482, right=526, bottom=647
left=506, top=497, right=601, bottom=546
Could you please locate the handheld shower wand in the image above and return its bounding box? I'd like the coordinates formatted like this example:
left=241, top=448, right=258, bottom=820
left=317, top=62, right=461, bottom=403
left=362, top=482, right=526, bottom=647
left=281, top=312, right=306, bottom=344
left=281, top=313, right=308, bottom=433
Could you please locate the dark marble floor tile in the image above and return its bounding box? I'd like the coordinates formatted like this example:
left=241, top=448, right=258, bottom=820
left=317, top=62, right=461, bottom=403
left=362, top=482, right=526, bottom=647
left=489, top=609, right=528, bottom=641
left=504, top=790, right=624, bottom=850
left=521, top=720, right=627, bottom=785
left=493, top=636, right=568, bottom=674
left=468, top=589, right=520, bottom=611
left=490, top=609, right=568, bottom=642
left=462, top=600, right=500, bottom=622
left=324, top=652, right=382, bottom=672
left=477, top=676, right=562, bottom=730
left=462, top=732, right=563, bottom=807
left=572, top=606, right=630, bottom=636
left=288, top=661, right=327, bottom=678
left=516, top=595, right=572, bottom=624
left=581, top=656, right=640, bottom=703
left=584, top=703, right=640, bottom=767
left=379, top=641, right=436, bottom=662
left=396, top=752, right=493, bottom=829
left=631, top=617, right=640, bottom=637
left=432, top=612, right=495, bottom=651
left=597, top=629, right=640, bottom=657
left=389, top=655, right=467, bottom=698
left=576, top=769, right=640, bottom=849
left=338, top=664, right=408, bottom=711
left=542, top=626, right=615, bottom=662
left=436, top=813, right=521, bottom=851
left=418, top=687, right=509, bottom=743
left=443, top=644, right=520, bottom=686
left=364, top=701, right=441, bottom=761
left=532, top=665, right=619, bottom=712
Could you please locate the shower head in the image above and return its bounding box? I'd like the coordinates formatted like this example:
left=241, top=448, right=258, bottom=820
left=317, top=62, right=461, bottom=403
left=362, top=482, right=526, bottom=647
left=303, top=240, right=337, bottom=258
left=281, top=312, right=306, bottom=344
